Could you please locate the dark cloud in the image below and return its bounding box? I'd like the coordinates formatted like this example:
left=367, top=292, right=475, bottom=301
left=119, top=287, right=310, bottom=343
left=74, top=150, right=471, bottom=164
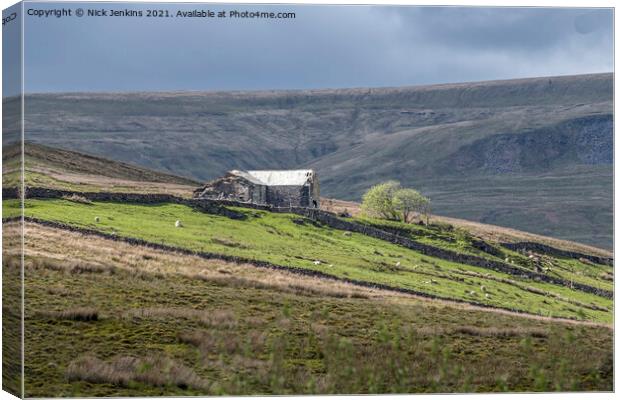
left=21, top=3, right=613, bottom=93
left=574, top=10, right=608, bottom=34
left=385, top=7, right=612, bottom=52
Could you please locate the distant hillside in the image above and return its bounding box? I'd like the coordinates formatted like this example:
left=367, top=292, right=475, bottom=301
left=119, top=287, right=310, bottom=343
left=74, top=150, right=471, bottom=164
left=14, top=73, right=613, bottom=248
left=2, top=142, right=199, bottom=196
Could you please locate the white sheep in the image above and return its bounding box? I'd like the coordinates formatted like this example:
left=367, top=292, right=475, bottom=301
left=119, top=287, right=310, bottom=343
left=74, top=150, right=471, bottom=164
left=313, top=260, right=321, bottom=265
left=175, top=220, right=183, bottom=228
left=395, top=261, right=401, bottom=267
left=94, top=216, right=100, bottom=223
left=480, top=285, right=486, bottom=292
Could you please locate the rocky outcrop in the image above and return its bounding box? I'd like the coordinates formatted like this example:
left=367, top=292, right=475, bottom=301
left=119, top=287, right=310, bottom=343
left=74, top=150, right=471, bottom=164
left=447, top=114, right=613, bottom=174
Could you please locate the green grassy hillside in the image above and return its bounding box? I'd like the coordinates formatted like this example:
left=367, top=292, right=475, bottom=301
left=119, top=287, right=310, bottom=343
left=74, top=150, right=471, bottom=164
left=17, top=73, right=613, bottom=248
left=2, top=137, right=614, bottom=394
left=6, top=198, right=612, bottom=323
left=2, top=221, right=613, bottom=396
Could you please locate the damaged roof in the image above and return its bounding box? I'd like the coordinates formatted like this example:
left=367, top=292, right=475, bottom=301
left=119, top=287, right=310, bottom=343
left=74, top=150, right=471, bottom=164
left=230, top=169, right=315, bottom=186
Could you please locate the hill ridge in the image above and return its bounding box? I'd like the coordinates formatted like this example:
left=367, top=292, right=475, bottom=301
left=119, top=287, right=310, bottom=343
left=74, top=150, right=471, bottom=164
left=21, top=72, right=612, bottom=98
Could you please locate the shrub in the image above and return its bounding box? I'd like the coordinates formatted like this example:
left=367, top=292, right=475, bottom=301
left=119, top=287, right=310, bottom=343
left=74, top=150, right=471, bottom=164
left=361, top=181, right=400, bottom=220
left=393, top=188, right=430, bottom=223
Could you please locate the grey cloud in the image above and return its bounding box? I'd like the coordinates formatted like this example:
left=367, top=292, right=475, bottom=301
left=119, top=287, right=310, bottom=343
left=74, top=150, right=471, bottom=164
left=386, top=7, right=612, bottom=52
left=20, top=3, right=613, bottom=93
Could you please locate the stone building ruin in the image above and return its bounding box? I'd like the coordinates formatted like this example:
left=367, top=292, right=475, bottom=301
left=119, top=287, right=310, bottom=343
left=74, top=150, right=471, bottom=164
left=194, top=169, right=320, bottom=208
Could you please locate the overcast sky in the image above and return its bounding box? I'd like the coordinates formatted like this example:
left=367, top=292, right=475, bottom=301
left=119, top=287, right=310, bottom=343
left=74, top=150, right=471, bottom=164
left=13, top=3, right=615, bottom=93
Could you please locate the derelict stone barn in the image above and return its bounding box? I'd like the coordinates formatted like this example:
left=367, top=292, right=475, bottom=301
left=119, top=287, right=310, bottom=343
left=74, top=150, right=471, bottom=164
left=194, top=169, right=320, bottom=208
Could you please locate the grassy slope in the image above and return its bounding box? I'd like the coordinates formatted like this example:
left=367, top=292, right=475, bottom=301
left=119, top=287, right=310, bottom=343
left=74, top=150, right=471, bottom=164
left=2, top=142, right=198, bottom=196
left=2, top=219, right=22, bottom=396
left=19, top=73, right=613, bottom=248
left=350, top=217, right=612, bottom=292
left=7, top=222, right=612, bottom=396
left=321, top=198, right=613, bottom=259
left=7, top=199, right=612, bottom=323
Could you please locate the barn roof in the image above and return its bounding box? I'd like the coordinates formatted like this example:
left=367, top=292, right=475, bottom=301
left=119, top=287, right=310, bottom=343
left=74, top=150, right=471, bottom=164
left=230, top=169, right=315, bottom=186
left=228, top=170, right=266, bottom=185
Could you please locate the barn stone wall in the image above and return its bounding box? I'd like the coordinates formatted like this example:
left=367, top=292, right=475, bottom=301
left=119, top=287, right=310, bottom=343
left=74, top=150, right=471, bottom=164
left=194, top=170, right=320, bottom=208
left=267, top=185, right=311, bottom=207
left=194, top=175, right=267, bottom=204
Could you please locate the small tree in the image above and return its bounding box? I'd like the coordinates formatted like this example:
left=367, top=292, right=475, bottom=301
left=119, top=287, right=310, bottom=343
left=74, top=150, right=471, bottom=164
left=361, top=181, right=400, bottom=220
left=393, top=188, right=430, bottom=223
left=362, top=181, right=431, bottom=223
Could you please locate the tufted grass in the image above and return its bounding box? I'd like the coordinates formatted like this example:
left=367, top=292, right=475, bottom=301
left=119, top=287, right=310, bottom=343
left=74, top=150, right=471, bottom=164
left=12, top=240, right=612, bottom=396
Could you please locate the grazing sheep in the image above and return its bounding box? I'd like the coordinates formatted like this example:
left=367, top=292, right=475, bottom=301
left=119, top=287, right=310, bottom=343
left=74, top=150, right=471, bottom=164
left=485, top=293, right=490, bottom=299
left=313, top=260, right=321, bottom=265
left=395, top=261, right=401, bottom=267
left=343, top=231, right=352, bottom=237
left=94, top=216, right=100, bottom=223
left=480, top=285, right=486, bottom=292
left=175, top=220, right=183, bottom=228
